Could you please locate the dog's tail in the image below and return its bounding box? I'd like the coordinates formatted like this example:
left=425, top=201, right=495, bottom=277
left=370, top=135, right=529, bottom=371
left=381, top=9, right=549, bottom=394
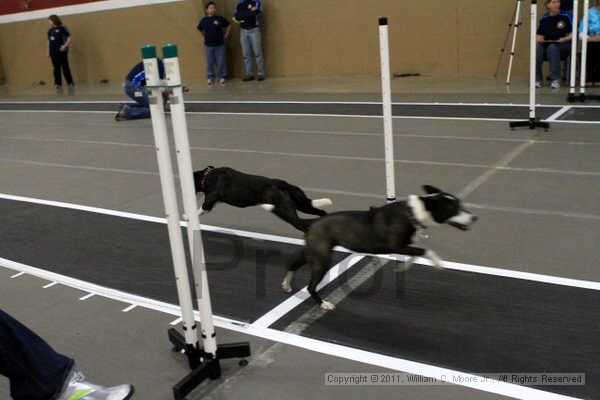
left=276, top=181, right=332, bottom=215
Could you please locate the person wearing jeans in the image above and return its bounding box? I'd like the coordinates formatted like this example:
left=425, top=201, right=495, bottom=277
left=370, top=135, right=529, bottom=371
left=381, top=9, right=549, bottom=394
left=536, top=0, right=572, bottom=89
left=197, top=2, right=230, bottom=85
left=0, top=308, right=133, bottom=400
left=115, top=59, right=165, bottom=121
left=234, top=0, right=265, bottom=81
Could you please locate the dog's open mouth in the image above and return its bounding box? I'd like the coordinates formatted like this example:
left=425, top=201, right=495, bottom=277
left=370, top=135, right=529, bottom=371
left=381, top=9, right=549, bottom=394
left=449, top=221, right=470, bottom=231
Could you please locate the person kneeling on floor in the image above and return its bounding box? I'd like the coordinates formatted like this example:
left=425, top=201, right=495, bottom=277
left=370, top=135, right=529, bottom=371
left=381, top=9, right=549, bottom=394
left=115, top=59, right=166, bottom=122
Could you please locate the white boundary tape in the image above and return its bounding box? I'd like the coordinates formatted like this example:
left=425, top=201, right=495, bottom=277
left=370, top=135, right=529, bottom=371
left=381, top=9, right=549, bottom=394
left=0, top=192, right=599, bottom=292
left=0, top=255, right=583, bottom=400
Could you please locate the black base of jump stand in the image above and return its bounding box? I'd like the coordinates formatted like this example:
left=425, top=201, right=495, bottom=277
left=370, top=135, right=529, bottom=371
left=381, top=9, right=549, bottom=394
left=567, top=93, right=600, bottom=102
left=168, top=328, right=251, bottom=400
left=509, top=118, right=549, bottom=130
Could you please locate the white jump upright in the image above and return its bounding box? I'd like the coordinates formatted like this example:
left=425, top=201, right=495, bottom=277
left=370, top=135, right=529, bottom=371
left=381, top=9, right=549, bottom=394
left=568, top=0, right=579, bottom=100
left=509, top=0, right=550, bottom=130
left=580, top=0, right=590, bottom=98
left=161, top=43, right=217, bottom=357
left=507, top=0, right=523, bottom=85
left=141, top=45, right=199, bottom=350
left=142, top=44, right=250, bottom=400
left=378, top=17, right=396, bottom=203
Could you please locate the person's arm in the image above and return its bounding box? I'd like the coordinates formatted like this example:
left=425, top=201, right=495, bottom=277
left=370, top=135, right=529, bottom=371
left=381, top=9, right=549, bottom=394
left=537, top=34, right=545, bottom=43
left=60, top=35, right=72, bottom=52
left=46, top=39, right=50, bottom=57
left=224, top=25, right=231, bottom=39
left=559, top=32, right=573, bottom=42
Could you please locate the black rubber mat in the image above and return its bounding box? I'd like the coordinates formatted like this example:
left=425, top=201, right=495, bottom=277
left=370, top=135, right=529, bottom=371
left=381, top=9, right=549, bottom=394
left=0, top=101, right=572, bottom=120
left=0, top=198, right=344, bottom=322
left=562, top=106, right=600, bottom=121
left=297, top=262, right=600, bottom=398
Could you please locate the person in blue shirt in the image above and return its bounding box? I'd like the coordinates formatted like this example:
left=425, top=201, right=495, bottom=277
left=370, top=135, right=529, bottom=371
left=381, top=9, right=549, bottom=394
left=115, top=59, right=165, bottom=121
left=197, top=2, right=231, bottom=85
left=536, top=0, right=572, bottom=89
left=47, top=15, right=74, bottom=89
left=234, top=0, right=265, bottom=81
left=578, top=0, right=600, bottom=40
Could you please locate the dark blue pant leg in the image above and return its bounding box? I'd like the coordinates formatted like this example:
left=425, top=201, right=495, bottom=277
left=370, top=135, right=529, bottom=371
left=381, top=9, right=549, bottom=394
left=0, top=309, right=74, bottom=400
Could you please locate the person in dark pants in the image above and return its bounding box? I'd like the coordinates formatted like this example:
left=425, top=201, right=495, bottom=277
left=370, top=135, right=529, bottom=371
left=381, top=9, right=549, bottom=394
left=536, top=0, right=572, bottom=89
left=115, top=59, right=165, bottom=121
left=198, top=2, right=231, bottom=85
left=0, top=308, right=134, bottom=400
left=47, top=15, right=74, bottom=89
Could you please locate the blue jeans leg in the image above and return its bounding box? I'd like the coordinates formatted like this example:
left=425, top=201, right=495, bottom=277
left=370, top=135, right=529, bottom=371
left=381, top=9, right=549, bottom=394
left=536, top=43, right=546, bottom=82
left=240, top=30, right=254, bottom=76
left=248, top=28, right=264, bottom=77
left=215, top=45, right=227, bottom=79
left=123, top=81, right=150, bottom=120
left=205, top=46, right=216, bottom=80
left=546, top=43, right=562, bottom=81
left=0, top=309, right=74, bottom=400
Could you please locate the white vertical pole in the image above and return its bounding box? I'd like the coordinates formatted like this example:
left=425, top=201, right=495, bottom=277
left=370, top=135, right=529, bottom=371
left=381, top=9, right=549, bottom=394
left=569, top=0, right=579, bottom=95
left=580, top=0, right=590, bottom=96
left=162, top=44, right=217, bottom=357
left=507, top=0, right=522, bottom=85
left=141, top=45, right=198, bottom=348
left=529, top=1, right=537, bottom=121
left=378, top=17, right=396, bottom=203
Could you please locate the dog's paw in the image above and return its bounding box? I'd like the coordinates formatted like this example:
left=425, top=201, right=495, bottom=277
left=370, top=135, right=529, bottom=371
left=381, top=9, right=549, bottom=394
left=399, top=256, right=415, bottom=271
left=425, top=249, right=444, bottom=269
left=197, top=208, right=206, bottom=216
left=281, top=280, right=292, bottom=293
left=321, top=301, right=336, bottom=310
left=312, top=198, right=333, bottom=208
left=259, top=204, right=275, bottom=212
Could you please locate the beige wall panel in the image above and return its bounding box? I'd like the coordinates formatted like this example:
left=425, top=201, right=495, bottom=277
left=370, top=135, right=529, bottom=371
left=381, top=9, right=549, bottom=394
left=0, top=0, right=541, bottom=85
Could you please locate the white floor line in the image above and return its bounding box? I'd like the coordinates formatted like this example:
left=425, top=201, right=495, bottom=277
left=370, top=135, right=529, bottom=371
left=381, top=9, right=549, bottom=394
left=10, top=271, right=25, bottom=278
left=42, top=281, right=58, bottom=289
left=252, top=254, right=365, bottom=328
left=169, top=317, right=183, bottom=326
left=0, top=108, right=599, bottom=124
left=1, top=192, right=599, bottom=290
left=546, top=106, right=572, bottom=121
left=2, top=146, right=598, bottom=177
left=0, top=256, right=583, bottom=400
left=458, top=141, right=534, bottom=198
left=122, top=304, right=138, bottom=312
left=1, top=99, right=599, bottom=108
left=79, top=293, right=96, bottom=301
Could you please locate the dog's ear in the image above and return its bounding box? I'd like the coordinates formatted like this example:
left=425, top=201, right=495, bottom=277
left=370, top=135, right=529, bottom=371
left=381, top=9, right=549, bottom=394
left=422, top=185, right=442, bottom=195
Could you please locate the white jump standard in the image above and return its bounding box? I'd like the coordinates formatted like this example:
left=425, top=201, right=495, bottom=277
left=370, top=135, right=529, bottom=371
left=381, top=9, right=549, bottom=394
left=142, top=44, right=250, bottom=400
left=568, top=0, right=600, bottom=102
left=509, top=0, right=550, bottom=130
left=378, top=17, right=396, bottom=203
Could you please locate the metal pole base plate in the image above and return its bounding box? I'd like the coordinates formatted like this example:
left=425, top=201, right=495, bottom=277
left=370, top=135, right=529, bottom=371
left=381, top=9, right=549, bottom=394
left=567, top=93, right=600, bottom=103
left=169, top=328, right=251, bottom=400
left=509, top=118, right=550, bottom=130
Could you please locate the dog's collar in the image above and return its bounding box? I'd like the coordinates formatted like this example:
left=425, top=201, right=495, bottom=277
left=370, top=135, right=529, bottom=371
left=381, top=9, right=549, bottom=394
left=199, top=167, right=214, bottom=192
left=407, top=195, right=435, bottom=229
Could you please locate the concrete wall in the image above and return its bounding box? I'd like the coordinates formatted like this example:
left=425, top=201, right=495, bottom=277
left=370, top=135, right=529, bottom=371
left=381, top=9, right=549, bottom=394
left=0, top=0, right=544, bottom=85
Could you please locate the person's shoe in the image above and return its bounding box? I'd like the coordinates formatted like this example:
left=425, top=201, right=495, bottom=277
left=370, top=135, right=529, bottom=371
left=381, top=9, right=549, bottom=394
left=115, top=104, right=127, bottom=121
left=257, top=76, right=265, bottom=81
left=535, top=81, right=542, bottom=88
left=55, top=85, right=62, bottom=89
left=207, top=79, right=214, bottom=85
left=242, top=76, right=255, bottom=81
left=551, top=80, right=560, bottom=89
left=58, top=371, right=134, bottom=400
left=219, top=78, right=226, bottom=84
left=68, top=83, right=75, bottom=87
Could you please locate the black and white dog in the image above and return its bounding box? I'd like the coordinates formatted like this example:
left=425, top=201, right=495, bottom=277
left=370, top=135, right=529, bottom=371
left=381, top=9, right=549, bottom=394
left=193, top=166, right=332, bottom=232
left=283, top=185, right=478, bottom=310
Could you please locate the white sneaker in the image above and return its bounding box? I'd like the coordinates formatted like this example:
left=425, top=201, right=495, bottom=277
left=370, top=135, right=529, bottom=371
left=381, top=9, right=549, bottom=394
left=207, top=79, right=214, bottom=85
left=219, top=78, right=226, bottom=84
left=535, top=81, right=542, bottom=88
left=58, top=371, right=134, bottom=400
left=551, top=80, right=560, bottom=89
